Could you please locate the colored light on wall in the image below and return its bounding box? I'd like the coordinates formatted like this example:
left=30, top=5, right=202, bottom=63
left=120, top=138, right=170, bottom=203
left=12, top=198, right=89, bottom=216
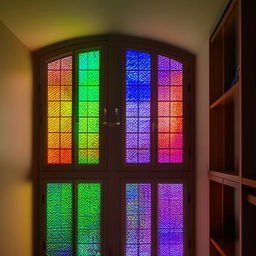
left=125, top=183, right=152, bottom=256
left=158, top=184, right=184, bottom=256
left=77, top=183, right=101, bottom=256
left=78, top=50, right=100, bottom=164
left=47, top=56, right=73, bottom=164
left=158, top=55, right=183, bottom=163
left=126, top=50, right=151, bottom=163
left=46, top=183, right=73, bottom=256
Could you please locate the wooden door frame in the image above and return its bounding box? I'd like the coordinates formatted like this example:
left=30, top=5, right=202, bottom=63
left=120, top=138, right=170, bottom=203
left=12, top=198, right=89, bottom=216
left=33, top=34, right=195, bottom=256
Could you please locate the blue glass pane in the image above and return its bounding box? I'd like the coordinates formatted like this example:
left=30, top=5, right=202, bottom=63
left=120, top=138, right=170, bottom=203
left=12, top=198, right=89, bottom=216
left=139, top=86, right=151, bottom=101
left=126, top=71, right=138, bottom=85
left=139, top=102, right=150, bottom=117
left=127, top=86, right=138, bottom=101
left=139, top=53, right=151, bottom=70
left=126, top=50, right=139, bottom=70
left=126, top=102, right=139, bottom=117
left=139, top=71, right=151, bottom=85
left=125, top=50, right=152, bottom=164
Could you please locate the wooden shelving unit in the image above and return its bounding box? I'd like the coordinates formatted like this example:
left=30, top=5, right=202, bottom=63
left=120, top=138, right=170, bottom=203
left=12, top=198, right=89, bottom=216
left=209, top=0, right=256, bottom=255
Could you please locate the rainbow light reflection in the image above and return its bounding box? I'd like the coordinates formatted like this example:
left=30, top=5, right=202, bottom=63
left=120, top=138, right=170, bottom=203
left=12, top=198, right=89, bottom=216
left=125, top=183, right=151, bottom=256
left=158, top=184, right=184, bottom=256
left=158, top=55, right=183, bottom=163
left=125, top=50, right=151, bottom=163
left=46, top=183, right=73, bottom=256
left=78, top=50, right=100, bottom=164
left=47, top=56, right=73, bottom=164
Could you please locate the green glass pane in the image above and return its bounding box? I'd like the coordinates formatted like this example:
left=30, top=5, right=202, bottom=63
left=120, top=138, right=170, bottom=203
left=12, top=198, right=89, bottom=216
left=79, top=118, right=88, bottom=132
left=79, top=53, right=88, bottom=69
left=88, top=51, right=100, bottom=69
left=77, top=183, right=101, bottom=256
left=46, top=183, right=73, bottom=256
left=87, top=71, right=99, bottom=86
left=88, top=118, right=99, bottom=132
left=78, top=150, right=88, bottom=164
left=78, top=102, right=88, bottom=116
left=88, top=86, right=99, bottom=101
left=79, top=86, right=88, bottom=100
left=77, top=50, right=100, bottom=164
left=88, top=150, right=99, bottom=164
left=88, top=102, right=99, bottom=117
left=78, top=133, right=87, bottom=148
left=78, top=70, right=88, bottom=85
left=87, top=133, right=99, bottom=149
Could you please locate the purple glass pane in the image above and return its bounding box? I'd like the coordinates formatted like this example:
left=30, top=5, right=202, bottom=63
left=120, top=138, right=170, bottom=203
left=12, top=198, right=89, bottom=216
left=158, top=55, right=170, bottom=70
left=158, top=184, right=184, bottom=256
left=126, top=184, right=151, bottom=256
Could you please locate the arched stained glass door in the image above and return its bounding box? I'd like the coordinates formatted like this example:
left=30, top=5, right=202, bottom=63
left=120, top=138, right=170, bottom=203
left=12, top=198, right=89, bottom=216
left=37, top=36, right=194, bottom=256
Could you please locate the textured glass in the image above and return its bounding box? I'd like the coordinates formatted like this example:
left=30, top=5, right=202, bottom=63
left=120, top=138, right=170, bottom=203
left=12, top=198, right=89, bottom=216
left=157, top=55, right=183, bottom=163
left=47, top=56, right=72, bottom=164
left=126, top=50, right=151, bottom=163
left=125, top=184, right=151, bottom=256
left=158, top=184, right=184, bottom=256
left=46, top=183, right=73, bottom=256
left=78, top=50, right=100, bottom=164
left=77, top=183, right=101, bottom=256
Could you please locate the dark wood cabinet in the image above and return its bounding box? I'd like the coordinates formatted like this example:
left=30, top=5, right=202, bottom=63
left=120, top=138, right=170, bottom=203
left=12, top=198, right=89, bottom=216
left=209, top=0, right=256, bottom=255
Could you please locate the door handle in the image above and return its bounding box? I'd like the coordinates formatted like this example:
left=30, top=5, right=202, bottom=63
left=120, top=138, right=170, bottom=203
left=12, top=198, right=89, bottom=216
left=114, top=107, right=120, bottom=126
left=103, top=108, right=108, bottom=126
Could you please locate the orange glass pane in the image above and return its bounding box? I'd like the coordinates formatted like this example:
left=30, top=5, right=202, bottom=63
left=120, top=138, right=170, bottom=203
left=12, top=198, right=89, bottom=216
left=170, top=102, right=183, bottom=116
left=48, top=118, right=60, bottom=132
left=158, top=133, right=170, bottom=149
left=170, top=86, right=183, bottom=101
left=48, top=149, right=60, bottom=164
left=48, top=133, right=60, bottom=148
left=48, top=86, right=60, bottom=101
left=61, top=118, right=72, bottom=132
left=60, top=133, right=72, bottom=148
left=158, top=102, right=170, bottom=116
left=170, top=117, right=183, bottom=132
left=61, top=86, right=72, bottom=100
left=60, top=149, right=72, bottom=164
left=47, top=56, right=72, bottom=164
left=158, top=117, right=170, bottom=133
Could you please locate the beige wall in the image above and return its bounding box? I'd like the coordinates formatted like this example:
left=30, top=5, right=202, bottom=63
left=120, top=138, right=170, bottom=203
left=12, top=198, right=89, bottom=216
left=0, top=12, right=218, bottom=256
left=195, top=39, right=210, bottom=256
left=0, top=21, right=33, bottom=256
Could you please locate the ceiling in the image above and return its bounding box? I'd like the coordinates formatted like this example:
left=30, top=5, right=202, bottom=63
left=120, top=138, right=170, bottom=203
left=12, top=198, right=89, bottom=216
left=0, top=0, right=228, bottom=53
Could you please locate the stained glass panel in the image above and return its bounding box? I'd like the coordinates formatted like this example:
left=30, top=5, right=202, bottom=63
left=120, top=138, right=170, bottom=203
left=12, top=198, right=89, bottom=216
left=158, top=184, right=184, bottom=256
left=46, top=183, right=73, bottom=256
left=78, top=50, right=100, bottom=164
left=77, top=183, right=101, bottom=256
left=125, top=183, right=151, bottom=256
left=158, top=55, right=183, bottom=163
left=125, top=50, right=151, bottom=163
left=47, top=56, right=72, bottom=164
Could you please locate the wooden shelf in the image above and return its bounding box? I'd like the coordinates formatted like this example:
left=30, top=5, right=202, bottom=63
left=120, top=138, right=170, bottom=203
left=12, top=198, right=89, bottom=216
left=209, top=170, right=240, bottom=183
left=242, top=178, right=256, bottom=189
left=210, top=238, right=235, bottom=256
left=210, top=81, right=239, bottom=109
left=247, top=194, right=256, bottom=207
